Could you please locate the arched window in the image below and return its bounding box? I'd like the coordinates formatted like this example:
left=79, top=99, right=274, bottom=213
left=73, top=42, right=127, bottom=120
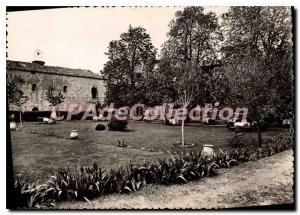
left=91, top=87, right=98, bottom=99
left=63, top=86, right=68, bottom=93
left=32, top=107, right=39, bottom=112
left=32, top=83, right=37, bottom=92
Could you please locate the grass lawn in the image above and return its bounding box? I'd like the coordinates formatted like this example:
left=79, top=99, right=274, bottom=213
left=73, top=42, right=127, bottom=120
left=10, top=120, right=287, bottom=182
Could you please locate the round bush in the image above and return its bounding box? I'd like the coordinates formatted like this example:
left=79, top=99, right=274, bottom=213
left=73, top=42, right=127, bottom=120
left=107, top=119, right=128, bottom=131
left=95, top=124, right=106, bottom=131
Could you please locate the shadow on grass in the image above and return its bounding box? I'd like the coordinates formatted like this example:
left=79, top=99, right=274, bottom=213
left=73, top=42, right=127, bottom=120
left=106, top=129, right=136, bottom=132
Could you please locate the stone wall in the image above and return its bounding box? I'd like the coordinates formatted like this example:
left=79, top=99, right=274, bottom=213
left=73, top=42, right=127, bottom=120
left=8, top=69, right=106, bottom=112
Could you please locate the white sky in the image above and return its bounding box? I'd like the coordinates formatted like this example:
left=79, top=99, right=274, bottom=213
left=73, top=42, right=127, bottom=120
left=7, top=7, right=229, bottom=74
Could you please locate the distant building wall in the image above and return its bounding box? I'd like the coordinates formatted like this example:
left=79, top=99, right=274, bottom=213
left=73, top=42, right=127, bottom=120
left=7, top=69, right=106, bottom=112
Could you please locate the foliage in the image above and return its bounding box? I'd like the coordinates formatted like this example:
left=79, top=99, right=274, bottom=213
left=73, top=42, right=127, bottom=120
left=154, top=7, right=223, bottom=146
left=102, top=25, right=157, bottom=106
left=107, top=119, right=128, bottom=131
left=7, top=75, right=29, bottom=109
left=118, top=140, right=127, bottom=147
left=46, top=131, right=55, bottom=136
left=13, top=133, right=293, bottom=208
left=14, top=179, right=49, bottom=209
left=95, top=124, right=106, bottom=131
left=10, top=90, right=29, bottom=111
left=7, top=74, right=28, bottom=106
left=221, top=7, right=293, bottom=146
left=157, top=7, right=223, bottom=105
left=7, top=74, right=29, bottom=126
left=45, top=80, right=65, bottom=108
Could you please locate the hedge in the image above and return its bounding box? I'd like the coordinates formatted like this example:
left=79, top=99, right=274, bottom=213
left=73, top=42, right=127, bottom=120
left=8, top=111, right=103, bottom=122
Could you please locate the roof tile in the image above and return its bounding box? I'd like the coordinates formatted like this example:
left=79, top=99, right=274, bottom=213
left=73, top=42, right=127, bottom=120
left=7, top=60, right=103, bottom=79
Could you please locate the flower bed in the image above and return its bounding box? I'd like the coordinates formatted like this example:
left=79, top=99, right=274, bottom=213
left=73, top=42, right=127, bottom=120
left=13, top=133, right=293, bottom=208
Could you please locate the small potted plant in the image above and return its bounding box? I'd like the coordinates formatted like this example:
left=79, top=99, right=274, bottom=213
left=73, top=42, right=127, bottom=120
left=9, top=114, right=16, bottom=130
left=10, top=121, right=17, bottom=130
left=201, top=144, right=215, bottom=156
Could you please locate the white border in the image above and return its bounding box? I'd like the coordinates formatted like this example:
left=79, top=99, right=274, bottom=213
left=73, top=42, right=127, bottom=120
left=1, top=1, right=299, bottom=214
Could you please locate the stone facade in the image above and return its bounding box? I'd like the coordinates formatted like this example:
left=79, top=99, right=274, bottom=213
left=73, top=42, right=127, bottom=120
left=7, top=60, right=106, bottom=112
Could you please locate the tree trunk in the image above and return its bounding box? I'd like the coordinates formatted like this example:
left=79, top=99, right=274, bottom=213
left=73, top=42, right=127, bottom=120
left=19, top=110, right=22, bottom=127
left=50, top=106, right=57, bottom=119
left=181, top=118, right=185, bottom=146
left=257, top=124, right=262, bottom=147
left=57, top=105, right=60, bottom=118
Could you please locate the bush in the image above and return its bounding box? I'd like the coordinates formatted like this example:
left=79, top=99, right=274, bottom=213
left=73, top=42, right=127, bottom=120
left=9, top=111, right=52, bottom=122
left=13, top=133, right=293, bottom=208
left=118, top=140, right=127, bottom=147
left=107, top=119, right=128, bottom=131
left=95, top=124, right=106, bottom=131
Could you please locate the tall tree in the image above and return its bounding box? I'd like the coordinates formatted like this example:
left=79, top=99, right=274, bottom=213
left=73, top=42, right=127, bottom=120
left=221, top=7, right=293, bottom=146
left=102, top=25, right=157, bottom=106
left=158, top=7, right=222, bottom=145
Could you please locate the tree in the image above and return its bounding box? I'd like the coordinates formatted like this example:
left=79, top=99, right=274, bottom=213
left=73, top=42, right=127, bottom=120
left=221, top=7, right=293, bottom=146
left=7, top=75, right=29, bottom=126
left=102, top=25, right=157, bottom=106
left=13, top=90, right=29, bottom=127
left=158, top=7, right=222, bottom=145
left=172, top=61, right=203, bottom=146
left=7, top=74, right=24, bottom=105
left=45, top=80, right=65, bottom=118
left=143, top=59, right=178, bottom=105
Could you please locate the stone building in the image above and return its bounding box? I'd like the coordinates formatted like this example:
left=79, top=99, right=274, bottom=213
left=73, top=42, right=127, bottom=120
left=7, top=50, right=105, bottom=113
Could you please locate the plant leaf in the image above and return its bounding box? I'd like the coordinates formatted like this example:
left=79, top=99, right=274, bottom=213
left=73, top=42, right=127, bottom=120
left=124, top=186, right=132, bottom=192
left=178, top=175, right=187, bottom=183
left=83, top=196, right=91, bottom=203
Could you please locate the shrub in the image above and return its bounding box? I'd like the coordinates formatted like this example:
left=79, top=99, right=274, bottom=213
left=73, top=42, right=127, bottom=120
left=13, top=133, right=293, bottom=208
left=107, top=119, right=128, bottom=131
left=46, top=131, right=55, bottom=136
left=118, top=140, right=127, bottom=147
left=13, top=178, right=50, bottom=209
left=95, top=124, right=106, bottom=131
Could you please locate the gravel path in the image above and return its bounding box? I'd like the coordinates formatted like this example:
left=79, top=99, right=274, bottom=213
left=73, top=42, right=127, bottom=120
left=59, top=149, right=294, bottom=209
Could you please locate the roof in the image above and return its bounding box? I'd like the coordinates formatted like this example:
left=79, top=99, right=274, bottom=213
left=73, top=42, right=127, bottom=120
left=7, top=60, right=103, bottom=80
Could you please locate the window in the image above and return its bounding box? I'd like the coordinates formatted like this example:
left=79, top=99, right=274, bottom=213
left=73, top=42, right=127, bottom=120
left=63, top=86, right=68, bottom=93
left=32, top=83, right=37, bottom=92
left=32, top=107, right=39, bottom=112
left=91, top=87, right=98, bottom=99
